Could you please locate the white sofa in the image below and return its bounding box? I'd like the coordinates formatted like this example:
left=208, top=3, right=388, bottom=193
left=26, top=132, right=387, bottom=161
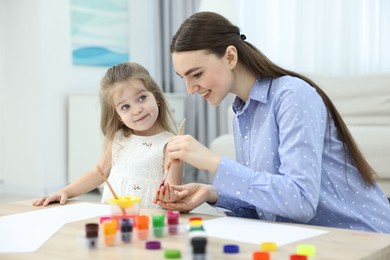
left=209, top=74, right=390, bottom=198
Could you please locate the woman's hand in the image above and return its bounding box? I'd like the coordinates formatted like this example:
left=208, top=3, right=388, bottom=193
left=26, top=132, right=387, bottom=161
left=153, top=183, right=218, bottom=212
left=32, top=191, right=69, bottom=206
left=166, top=135, right=221, bottom=174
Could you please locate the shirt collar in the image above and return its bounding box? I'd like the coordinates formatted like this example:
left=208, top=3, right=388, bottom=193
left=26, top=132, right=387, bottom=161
left=232, top=78, right=272, bottom=115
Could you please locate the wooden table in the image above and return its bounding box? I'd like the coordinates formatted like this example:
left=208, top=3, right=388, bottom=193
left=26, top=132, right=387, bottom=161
left=1, top=199, right=390, bottom=259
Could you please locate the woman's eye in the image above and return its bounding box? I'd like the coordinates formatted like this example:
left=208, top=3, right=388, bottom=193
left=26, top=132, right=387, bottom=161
left=194, top=72, right=202, bottom=79
left=121, top=104, right=130, bottom=110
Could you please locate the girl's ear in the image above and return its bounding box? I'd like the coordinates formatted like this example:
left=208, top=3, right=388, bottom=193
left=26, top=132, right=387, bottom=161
left=225, top=45, right=238, bottom=69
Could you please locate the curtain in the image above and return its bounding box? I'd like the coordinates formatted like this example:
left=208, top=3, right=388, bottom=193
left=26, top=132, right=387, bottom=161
left=200, top=0, right=390, bottom=75
left=155, top=0, right=221, bottom=183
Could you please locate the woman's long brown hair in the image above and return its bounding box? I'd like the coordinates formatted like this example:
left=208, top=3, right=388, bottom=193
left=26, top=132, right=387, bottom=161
left=171, top=11, right=376, bottom=185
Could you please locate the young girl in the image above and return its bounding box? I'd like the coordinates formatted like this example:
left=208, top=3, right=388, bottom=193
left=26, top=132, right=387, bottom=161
left=154, top=11, right=390, bottom=233
left=33, top=62, right=183, bottom=208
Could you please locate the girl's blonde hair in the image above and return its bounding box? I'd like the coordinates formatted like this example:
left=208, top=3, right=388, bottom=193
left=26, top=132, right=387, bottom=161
left=99, top=62, right=176, bottom=157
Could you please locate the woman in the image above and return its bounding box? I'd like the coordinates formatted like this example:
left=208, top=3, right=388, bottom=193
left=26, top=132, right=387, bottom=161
left=154, top=11, right=390, bottom=233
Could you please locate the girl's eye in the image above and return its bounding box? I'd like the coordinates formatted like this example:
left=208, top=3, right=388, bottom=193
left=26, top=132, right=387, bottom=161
left=121, top=104, right=130, bottom=110
left=138, top=95, right=147, bottom=102
left=194, top=72, right=202, bottom=79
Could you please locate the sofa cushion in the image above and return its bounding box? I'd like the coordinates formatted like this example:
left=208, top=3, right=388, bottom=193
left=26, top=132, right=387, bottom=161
left=209, top=134, right=235, bottom=160
left=348, top=126, right=390, bottom=179
left=308, top=74, right=390, bottom=180
left=308, top=74, right=390, bottom=126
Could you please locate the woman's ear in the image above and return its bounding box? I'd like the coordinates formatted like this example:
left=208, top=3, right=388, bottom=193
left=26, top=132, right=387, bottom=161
left=225, top=45, right=238, bottom=69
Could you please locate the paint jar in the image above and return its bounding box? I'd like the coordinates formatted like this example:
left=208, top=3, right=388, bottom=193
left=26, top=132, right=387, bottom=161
left=102, top=220, right=117, bottom=246
left=85, top=223, right=99, bottom=249
left=167, top=211, right=180, bottom=235
left=109, top=196, right=141, bottom=224
left=191, top=236, right=208, bottom=260
left=152, top=214, right=165, bottom=237
left=187, top=221, right=207, bottom=259
left=188, top=219, right=204, bottom=233
left=100, top=216, right=119, bottom=230
left=136, top=215, right=149, bottom=240
left=120, top=218, right=133, bottom=243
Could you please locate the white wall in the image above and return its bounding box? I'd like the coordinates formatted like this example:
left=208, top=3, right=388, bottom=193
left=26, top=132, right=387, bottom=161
left=38, top=0, right=107, bottom=194
left=0, top=0, right=157, bottom=195
left=1, top=0, right=43, bottom=194
left=0, top=0, right=4, bottom=185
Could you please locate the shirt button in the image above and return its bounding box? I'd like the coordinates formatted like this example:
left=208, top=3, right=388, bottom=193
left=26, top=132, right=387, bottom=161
left=236, top=191, right=241, bottom=196
left=246, top=161, right=249, bottom=165
left=244, top=136, right=248, bottom=140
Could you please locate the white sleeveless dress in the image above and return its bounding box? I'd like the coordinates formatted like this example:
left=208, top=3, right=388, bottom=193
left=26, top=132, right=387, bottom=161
left=101, top=130, right=173, bottom=208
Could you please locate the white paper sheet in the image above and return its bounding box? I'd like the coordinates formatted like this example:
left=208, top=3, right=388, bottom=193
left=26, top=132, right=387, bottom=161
left=203, top=217, right=329, bottom=246
left=0, top=203, right=110, bottom=253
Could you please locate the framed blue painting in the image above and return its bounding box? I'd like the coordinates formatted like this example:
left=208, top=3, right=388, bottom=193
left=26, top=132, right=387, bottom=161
left=70, top=0, right=129, bottom=67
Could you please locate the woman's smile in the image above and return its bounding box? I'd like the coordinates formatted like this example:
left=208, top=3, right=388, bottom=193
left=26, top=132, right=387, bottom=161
left=200, top=89, right=211, bottom=99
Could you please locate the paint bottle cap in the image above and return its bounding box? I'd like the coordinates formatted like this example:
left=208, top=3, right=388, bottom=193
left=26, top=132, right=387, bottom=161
left=223, top=244, right=239, bottom=253
left=103, top=221, right=117, bottom=235
left=260, top=242, right=277, bottom=251
left=191, top=237, right=207, bottom=254
left=296, top=244, right=316, bottom=256
left=85, top=223, right=99, bottom=238
left=152, top=214, right=165, bottom=227
left=99, top=216, right=112, bottom=223
left=164, top=249, right=181, bottom=259
left=136, top=215, right=149, bottom=230
left=290, top=254, right=308, bottom=260
left=189, top=217, right=203, bottom=222
left=145, top=240, right=161, bottom=250
left=189, top=219, right=203, bottom=227
left=253, top=251, right=270, bottom=260
left=167, top=211, right=180, bottom=224
left=121, top=218, right=132, bottom=232
left=100, top=216, right=119, bottom=230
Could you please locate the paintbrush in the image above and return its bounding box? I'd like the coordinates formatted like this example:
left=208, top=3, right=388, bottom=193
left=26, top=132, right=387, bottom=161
left=97, top=166, right=119, bottom=200
left=97, top=166, right=127, bottom=215
left=161, top=118, right=186, bottom=184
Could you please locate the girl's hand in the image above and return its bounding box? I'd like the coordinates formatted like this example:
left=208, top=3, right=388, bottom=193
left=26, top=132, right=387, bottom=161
left=166, top=135, right=221, bottom=174
left=32, top=191, right=68, bottom=206
left=153, top=182, right=181, bottom=204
